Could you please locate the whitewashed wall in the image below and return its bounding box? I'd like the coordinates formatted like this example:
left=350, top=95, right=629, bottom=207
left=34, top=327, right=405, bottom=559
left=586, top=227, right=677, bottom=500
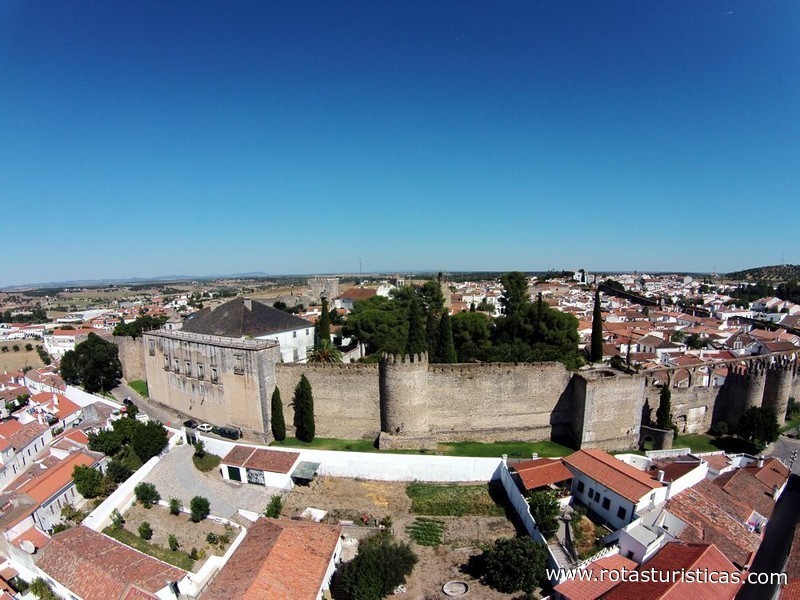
left=197, top=434, right=502, bottom=482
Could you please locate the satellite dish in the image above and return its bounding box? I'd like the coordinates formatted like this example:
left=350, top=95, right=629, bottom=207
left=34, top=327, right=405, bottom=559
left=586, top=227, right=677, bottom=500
left=20, top=539, right=36, bottom=554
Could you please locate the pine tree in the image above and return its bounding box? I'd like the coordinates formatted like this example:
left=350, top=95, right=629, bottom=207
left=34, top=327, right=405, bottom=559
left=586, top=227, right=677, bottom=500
left=271, top=387, right=286, bottom=441
left=438, top=312, right=458, bottom=363
left=317, top=297, right=331, bottom=343
left=590, top=289, right=603, bottom=362
left=406, top=297, right=426, bottom=356
left=426, top=309, right=440, bottom=362
left=293, top=375, right=315, bottom=442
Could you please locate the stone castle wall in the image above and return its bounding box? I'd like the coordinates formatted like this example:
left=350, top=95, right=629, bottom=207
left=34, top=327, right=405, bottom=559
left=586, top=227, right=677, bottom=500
left=114, top=336, right=146, bottom=382
left=275, top=362, right=381, bottom=440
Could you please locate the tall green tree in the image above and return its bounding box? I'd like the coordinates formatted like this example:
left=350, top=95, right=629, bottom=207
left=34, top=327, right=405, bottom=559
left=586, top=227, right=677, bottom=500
left=590, top=289, right=603, bottom=362
left=656, top=386, right=674, bottom=430
left=426, top=309, right=439, bottom=362
left=61, top=333, right=123, bottom=393
left=451, top=311, right=492, bottom=362
left=293, top=375, right=315, bottom=442
left=405, top=297, right=426, bottom=356
left=418, top=280, right=445, bottom=314
left=271, top=387, right=286, bottom=441
left=737, top=406, right=780, bottom=448
left=338, top=533, right=417, bottom=600
left=480, top=536, right=548, bottom=593
left=438, top=312, right=458, bottom=363
left=72, top=465, right=102, bottom=499
left=317, top=297, right=331, bottom=343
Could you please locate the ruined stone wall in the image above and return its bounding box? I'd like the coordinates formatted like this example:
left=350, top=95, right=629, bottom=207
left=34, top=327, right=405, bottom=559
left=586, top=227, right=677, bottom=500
left=645, top=385, right=719, bottom=435
left=275, top=362, right=381, bottom=440
left=114, top=336, right=146, bottom=382
left=577, top=371, right=644, bottom=450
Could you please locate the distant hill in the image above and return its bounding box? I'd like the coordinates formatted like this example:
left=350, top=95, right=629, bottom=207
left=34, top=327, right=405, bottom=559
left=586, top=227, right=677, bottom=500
left=725, top=264, right=800, bottom=282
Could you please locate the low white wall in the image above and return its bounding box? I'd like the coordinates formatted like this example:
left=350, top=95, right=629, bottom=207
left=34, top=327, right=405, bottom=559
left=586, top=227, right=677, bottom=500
left=197, top=435, right=502, bottom=482
left=498, top=462, right=564, bottom=583
left=644, top=447, right=693, bottom=459
left=667, top=462, right=709, bottom=499
left=65, top=385, right=122, bottom=409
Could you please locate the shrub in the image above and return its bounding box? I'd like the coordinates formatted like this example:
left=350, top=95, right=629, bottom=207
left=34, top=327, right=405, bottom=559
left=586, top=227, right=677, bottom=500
left=219, top=533, right=230, bottom=545
left=265, top=495, right=282, bottom=518
left=206, top=532, right=219, bottom=545
left=169, top=498, right=181, bottom=516
left=481, top=537, right=548, bottom=593
left=106, top=459, right=133, bottom=483
left=72, top=465, right=103, bottom=499
left=193, top=440, right=206, bottom=458
left=338, top=533, right=417, bottom=600
left=110, top=509, right=125, bottom=529
left=189, top=547, right=199, bottom=560
left=138, top=521, right=153, bottom=540
left=168, top=534, right=179, bottom=551
left=134, top=482, right=160, bottom=508
left=527, top=490, right=560, bottom=539
left=190, top=496, right=211, bottom=522
left=30, top=578, right=57, bottom=600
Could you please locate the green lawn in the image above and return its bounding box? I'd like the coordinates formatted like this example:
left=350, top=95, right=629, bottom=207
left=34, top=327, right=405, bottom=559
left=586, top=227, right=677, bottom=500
left=406, top=482, right=505, bottom=516
left=781, top=415, right=800, bottom=433
left=128, top=380, right=149, bottom=398
left=192, top=452, right=222, bottom=472
left=103, top=526, right=195, bottom=571
left=270, top=437, right=573, bottom=458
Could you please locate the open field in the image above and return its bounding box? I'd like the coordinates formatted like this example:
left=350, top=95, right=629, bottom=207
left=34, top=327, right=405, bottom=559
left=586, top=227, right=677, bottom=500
left=0, top=341, right=43, bottom=372
left=282, top=476, right=520, bottom=599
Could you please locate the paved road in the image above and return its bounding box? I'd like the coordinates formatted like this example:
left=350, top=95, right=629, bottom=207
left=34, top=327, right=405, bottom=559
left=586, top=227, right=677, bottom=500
left=143, top=443, right=279, bottom=519
left=766, top=435, right=800, bottom=475
left=111, top=382, right=184, bottom=428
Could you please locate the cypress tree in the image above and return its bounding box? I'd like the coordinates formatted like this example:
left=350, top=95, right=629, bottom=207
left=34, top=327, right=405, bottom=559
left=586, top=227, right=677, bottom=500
left=426, top=309, right=439, bottom=362
left=293, top=375, right=315, bottom=442
left=318, top=297, right=331, bottom=343
left=406, top=297, right=426, bottom=356
left=438, top=312, right=458, bottom=363
left=590, top=289, right=603, bottom=362
left=271, top=387, right=286, bottom=442
left=656, top=386, right=672, bottom=430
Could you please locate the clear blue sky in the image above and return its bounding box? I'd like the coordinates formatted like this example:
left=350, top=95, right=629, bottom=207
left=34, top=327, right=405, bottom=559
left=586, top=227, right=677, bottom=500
left=1, top=1, right=798, bottom=286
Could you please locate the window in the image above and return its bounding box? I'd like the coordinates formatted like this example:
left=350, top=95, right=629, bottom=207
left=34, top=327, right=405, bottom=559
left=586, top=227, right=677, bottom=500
left=234, top=355, right=244, bottom=374
left=588, top=487, right=594, bottom=499
left=164, top=356, right=170, bottom=370
left=149, top=340, right=155, bottom=356
left=197, top=363, right=204, bottom=378
left=602, top=497, right=610, bottom=510
left=211, top=367, right=218, bottom=382
left=293, top=331, right=297, bottom=338
left=617, top=506, right=627, bottom=520
left=173, top=357, right=179, bottom=372
left=306, top=328, right=310, bottom=335
left=576, top=481, right=585, bottom=493
left=185, top=361, right=192, bottom=375
left=594, top=490, right=601, bottom=501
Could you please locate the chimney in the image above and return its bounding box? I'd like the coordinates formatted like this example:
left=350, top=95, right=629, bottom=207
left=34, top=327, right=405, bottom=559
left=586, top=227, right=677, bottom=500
left=758, top=457, right=764, bottom=468
left=243, top=298, right=252, bottom=311
left=532, top=453, right=539, bottom=460
left=657, top=470, right=665, bottom=483
left=52, top=394, right=59, bottom=406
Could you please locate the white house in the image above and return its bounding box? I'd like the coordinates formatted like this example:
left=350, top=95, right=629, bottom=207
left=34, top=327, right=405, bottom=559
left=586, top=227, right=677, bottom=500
left=563, top=448, right=668, bottom=531
left=219, top=445, right=300, bottom=490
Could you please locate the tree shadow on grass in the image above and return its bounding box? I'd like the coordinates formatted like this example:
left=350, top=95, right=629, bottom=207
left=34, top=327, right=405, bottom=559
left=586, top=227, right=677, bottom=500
left=710, top=436, right=761, bottom=455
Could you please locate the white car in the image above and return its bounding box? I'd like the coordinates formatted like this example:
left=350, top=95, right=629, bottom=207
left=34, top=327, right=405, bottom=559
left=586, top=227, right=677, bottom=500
left=197, top=423, right=213, bottom=433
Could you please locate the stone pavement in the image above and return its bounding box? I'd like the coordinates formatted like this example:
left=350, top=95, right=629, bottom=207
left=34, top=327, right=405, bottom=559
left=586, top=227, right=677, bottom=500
left=142, top=443, right=279, bottom=519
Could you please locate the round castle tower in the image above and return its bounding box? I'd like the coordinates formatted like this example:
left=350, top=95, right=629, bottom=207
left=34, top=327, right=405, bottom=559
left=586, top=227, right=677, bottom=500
left=380, top=352, right=429, bottom=436
left=763, top=354, right=798, bottom=425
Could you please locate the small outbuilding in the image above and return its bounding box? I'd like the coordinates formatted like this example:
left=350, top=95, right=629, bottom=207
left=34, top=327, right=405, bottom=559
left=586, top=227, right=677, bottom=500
left=220, top=445, right=301, bottom=490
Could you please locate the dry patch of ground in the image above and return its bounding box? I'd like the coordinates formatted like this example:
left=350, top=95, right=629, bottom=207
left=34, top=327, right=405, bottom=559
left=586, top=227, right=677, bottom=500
left=284, top=477, right=520, bottom=599
left=0, top=341, right=43, bottom=372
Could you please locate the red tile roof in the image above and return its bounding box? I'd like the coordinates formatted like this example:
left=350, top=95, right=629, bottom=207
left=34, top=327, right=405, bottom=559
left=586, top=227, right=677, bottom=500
left=564, top=449, right=664, bottom=503
left=203, top=518, right=341, bottom=600
left=36, top=526, right=185, bottom=600
left=12, top=525, right=50, bottom=551
left=338, top=287, right=377, bottom=301
left=713, top=459, right=787, bottom=520
left=221, top=445, right=299, bottom=474
left=554, top=553, right=638, bottom=600
left=600, top=543, right=741, bottom=600
left=666, top=480, right=760, bottom=568
left=18, top=452, right=98, bottom=504
left=7, top=421, right=49, bottom=453
left=512, top=458, right=573, bottom=491
left=30, top=392, right=82, bottom=421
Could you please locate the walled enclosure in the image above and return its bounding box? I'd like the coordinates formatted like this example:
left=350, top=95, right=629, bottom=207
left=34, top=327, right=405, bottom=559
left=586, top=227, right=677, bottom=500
left=135, top=329, right=800, bottom=451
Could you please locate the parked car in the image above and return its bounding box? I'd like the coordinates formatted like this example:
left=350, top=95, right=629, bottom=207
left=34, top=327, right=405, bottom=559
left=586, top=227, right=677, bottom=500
left=183, top=419, right=198, bottom=429
left=197, top=423, right=213, bottom=433
left=216, top=426, right=241, bottom=440
left=123, top=397, right=134, bottom=406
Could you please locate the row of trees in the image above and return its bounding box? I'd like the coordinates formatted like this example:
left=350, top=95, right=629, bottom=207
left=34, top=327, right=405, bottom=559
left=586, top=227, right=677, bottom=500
left=113, top=314, right=168, bottom=338
left=270, top=374, right=315, bottom=443
left=343, top=273, right=582, bottom=367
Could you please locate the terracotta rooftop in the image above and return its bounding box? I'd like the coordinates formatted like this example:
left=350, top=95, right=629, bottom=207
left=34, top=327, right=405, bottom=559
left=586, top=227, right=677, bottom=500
left=599, top=542, right=741, bottom=600
left=713, top=458, right=788, bottom=520
left=221, top=445, right=300, bottom=474
left=202, top=518, right=341, bottom=600
left=703, top=454, right=731, bottom=471
left=666, top=480, right=761, bottom=568
left=18, top=452, right=98, bottom=504
left=554, top=553, right=637, bottom=600
left=30, top=392, right=82, bottom=421
left=36, top=525, right=185, bottom=600
left=7, top=421, right=49, bottom=453
left=564, top=448, right=664, bottom=503
left=338, top=287, right=377, bottom=301
left=512, top=458, right=573, bottom=491
left=12, top=525, right=50, bottom=552
left=650, top=456, right=702, bottom=483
